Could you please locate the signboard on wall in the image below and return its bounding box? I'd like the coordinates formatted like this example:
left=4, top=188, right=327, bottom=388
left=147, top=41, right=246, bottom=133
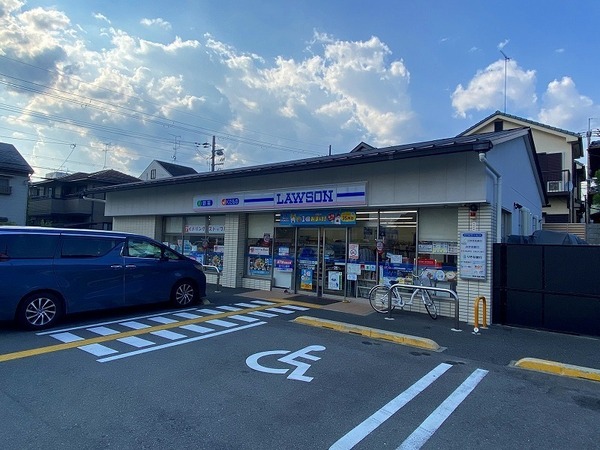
left=192, top=183, right=366, bottom=212
left=279, top=210, right=356, bottom=226
left=459, top=231, right=487, bottom=280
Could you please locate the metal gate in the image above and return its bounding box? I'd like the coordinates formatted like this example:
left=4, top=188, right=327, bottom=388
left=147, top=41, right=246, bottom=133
left=492, top=243, right=600, bottom=336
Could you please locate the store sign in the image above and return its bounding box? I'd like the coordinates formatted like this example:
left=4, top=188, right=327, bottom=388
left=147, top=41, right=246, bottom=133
left=279, top=211, right=356, bottom=226
left=459, top=231, right=487, bottom=280
left=192, top=183, right=366, bottom=212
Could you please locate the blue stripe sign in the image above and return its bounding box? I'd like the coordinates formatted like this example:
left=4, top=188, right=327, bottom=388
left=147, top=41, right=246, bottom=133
left=193, top=183, right=366, bottom=212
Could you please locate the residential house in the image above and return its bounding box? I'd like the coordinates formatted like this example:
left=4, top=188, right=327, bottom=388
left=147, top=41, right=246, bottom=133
left=459, top=111, right=585, bottom=224
left=28, top=169, right=140, bottom=229
left=0, top=142, right=34, bottom=225
left=140, top=160, right=197, bottom=181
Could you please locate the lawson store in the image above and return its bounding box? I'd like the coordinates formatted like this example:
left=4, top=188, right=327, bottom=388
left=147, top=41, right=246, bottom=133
left=92, top=128, right=545, bottom=324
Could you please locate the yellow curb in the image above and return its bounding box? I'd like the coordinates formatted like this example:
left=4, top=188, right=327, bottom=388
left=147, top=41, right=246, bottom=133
left=293, top=316, right=442, bottom=352
left=513, top=357, right=600, bottom=383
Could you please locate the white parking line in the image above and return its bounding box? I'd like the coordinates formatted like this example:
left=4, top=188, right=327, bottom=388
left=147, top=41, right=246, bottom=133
left=247, top=311, right=278, bottom=318
left=148, top=316, right=178, bottom=324
left=229, top=314, right=260, bottom=323
left=206, top=319, right=238, bottom=328
left=397, top=369, right=488, bottom=450
left=36, top=307, right=199, bottom=335
left=173, top=312, right=203, bottom=319
left=79, top=343, right=119, bottom=357
left=329, top=363, right=452, bottom=450
left=151, top=329, right=187, bottom=340
left=97, top=321, right=266, bottom=363
left=217, top=306, right=244, bottom=312
left=266, top=307, right=296, bottom=314
left=50, top=332, right=85, bottom=343
left=179, top=324, right=215, bottom=334
left=120, top=321, right=151, bottom=330
left=118, top=336, right=155, bottom=348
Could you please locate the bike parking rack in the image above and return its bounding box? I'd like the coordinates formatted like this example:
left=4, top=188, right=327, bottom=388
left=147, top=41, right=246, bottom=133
left=386, top=283, right=461, bottom=331
left=202, top=264, right=222, bottom=293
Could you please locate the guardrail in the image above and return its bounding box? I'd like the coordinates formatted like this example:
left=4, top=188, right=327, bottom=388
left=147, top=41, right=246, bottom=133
left=387, top=283, right=461, bottom=331
left=202, top=264, right=221, bottom=293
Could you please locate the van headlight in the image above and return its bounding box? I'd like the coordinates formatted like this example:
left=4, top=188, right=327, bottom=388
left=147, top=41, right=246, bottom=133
left=194, top=264, right=204, bottom=272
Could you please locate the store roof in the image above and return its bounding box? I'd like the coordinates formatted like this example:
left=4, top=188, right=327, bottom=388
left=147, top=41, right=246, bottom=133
left=85, top=128, right=534, bottom=194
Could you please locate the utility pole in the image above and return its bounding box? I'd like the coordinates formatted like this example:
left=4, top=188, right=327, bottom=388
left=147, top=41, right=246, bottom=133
left=211, top=135, right=216, bottom=172
left=196, top=136, right=224, bottom=172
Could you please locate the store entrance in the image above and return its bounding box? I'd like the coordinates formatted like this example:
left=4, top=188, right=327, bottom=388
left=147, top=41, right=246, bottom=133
left=296, top=227, right=347, bottom=297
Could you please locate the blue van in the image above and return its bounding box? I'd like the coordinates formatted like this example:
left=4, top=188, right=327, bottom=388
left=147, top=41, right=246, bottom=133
left=0, top=227, right=207, bottom=330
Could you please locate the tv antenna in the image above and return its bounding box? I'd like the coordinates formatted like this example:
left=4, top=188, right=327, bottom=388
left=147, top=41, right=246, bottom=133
left=500, top=50, right=511, bottom=113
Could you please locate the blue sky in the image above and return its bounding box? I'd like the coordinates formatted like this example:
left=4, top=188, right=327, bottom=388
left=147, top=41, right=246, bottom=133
left=1, top=0, right=599, bottom=180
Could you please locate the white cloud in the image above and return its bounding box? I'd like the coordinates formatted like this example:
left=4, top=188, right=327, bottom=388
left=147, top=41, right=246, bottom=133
left=0, top=3, right=418, bottom=177
left=93, top=12, right=110, bottom=24
left=451, top=59, right=537, bottom=118
left=497, top=39, right=509, bottom=50
left=140, top=17, right=171, bottom=31
left=538, top=77, right=599, bottom=131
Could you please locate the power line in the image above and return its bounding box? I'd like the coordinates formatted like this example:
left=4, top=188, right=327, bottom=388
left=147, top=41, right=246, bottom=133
left=0, top=54, right=330, bottom=155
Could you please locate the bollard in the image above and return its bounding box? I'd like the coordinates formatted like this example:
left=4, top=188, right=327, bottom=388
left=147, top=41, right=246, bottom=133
left=473, top=296, right=487, bottom=333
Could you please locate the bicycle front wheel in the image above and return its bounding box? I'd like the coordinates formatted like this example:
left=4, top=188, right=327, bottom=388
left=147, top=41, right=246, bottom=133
left=422, top=290, right=438, bottom=319
left=368, top=285, right=394, bottom=314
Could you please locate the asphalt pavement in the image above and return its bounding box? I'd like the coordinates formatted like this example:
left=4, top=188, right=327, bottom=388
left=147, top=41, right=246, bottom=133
left=206, top=286, right=600, bottom=383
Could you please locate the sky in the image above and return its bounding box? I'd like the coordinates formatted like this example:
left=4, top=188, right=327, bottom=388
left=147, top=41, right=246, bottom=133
left=1, top=0, right=600, bottom=181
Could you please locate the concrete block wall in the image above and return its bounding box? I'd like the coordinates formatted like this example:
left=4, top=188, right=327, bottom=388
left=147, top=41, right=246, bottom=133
left=586, top=224, right=600, bottom=244
left=455, top=205, right=493, bottom=326
left=112, top=215, right=161, bottom=239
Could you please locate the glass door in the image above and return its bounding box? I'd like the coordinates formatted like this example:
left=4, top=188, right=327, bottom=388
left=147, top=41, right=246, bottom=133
left=295, top=227, right=348, bottom=297
left=322, top=228, right=347, bottom=296
left=296, top=228, right=320, bottom=295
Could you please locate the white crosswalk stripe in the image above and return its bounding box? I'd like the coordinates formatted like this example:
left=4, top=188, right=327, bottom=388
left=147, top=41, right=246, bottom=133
left=41, top=300, right=313, bottom=362
left=247, top=311, right=278, bottom=318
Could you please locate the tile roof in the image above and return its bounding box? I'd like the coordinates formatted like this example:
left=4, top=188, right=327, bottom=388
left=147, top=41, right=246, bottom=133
left=0, top=142, right=34, bottom=174
left=457, top=110, right=580, bottom=138
left=155, top=160, right=197, bottom=176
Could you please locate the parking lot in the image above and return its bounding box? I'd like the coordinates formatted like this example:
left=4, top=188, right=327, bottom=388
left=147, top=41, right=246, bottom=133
left=1, top=291, right=598, bottom=449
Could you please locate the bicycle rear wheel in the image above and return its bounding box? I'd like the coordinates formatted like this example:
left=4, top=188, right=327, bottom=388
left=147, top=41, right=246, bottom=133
left=422, top=289, right=438, bottom=319
left=368, top=285, right=394, bottom=314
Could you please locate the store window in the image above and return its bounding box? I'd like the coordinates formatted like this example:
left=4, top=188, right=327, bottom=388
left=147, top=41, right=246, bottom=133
left=378, top=210, right=418, bottom=287
left=162, top=215, right=225, bottom=271
left=416, top=208, right=458, bottom=292
left=246, top=213, right=275, bottom=278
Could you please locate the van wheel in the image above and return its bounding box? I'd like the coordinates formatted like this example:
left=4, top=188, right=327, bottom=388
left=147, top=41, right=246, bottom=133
left=17, top=293, right=62, bottom=330
left=171, top=280, right=197, bottom=307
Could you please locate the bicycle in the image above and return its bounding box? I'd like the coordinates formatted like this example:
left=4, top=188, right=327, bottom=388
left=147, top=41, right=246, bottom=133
left=368, top=273, right=438, bottom=319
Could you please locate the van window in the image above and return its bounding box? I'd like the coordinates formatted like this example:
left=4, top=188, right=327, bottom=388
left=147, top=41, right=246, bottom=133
left=126, top=238, right=163, bottom=259
left=60, top=236, right=123, bottom=258
left=0, top=234, right=59, bottom=259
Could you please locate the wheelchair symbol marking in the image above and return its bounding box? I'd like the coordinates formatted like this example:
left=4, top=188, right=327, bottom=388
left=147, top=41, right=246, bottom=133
left=245, top=345, right=326, bottom=382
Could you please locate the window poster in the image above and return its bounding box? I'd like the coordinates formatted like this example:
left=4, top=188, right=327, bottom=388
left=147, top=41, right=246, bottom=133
left=300, top=269, right=314, bottom=290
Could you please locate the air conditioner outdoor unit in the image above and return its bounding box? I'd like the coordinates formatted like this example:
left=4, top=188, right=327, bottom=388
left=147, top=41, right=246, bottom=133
left=547, top=180, right=563, bottom=192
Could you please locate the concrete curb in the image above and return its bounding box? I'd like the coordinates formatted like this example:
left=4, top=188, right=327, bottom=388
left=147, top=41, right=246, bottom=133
left=293, top=316, right=443, bottom=352
left=512, top=357, right=600, bottom=383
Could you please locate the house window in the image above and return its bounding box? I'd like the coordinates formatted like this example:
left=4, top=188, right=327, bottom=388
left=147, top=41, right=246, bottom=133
left=0, top=178, right=11, bottom=195
left=150, top=169, right=157, bottom=180
left=494, top=120, right=503, bottom=132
